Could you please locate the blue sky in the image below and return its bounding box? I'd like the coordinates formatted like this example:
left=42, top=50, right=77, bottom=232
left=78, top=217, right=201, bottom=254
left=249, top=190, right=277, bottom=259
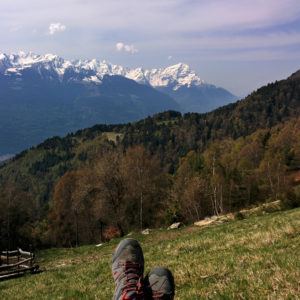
left=1, top=0, right=300, bottom=96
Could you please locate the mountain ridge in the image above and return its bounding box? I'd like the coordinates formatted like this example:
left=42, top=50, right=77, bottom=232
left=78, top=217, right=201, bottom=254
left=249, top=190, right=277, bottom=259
left=0, top=52, right=237, bottom=102
left=290, top=69, right=300, bottom=80
left=0, top=51, right=238, bottom=155
left=0, top=52, right=206, bottom=90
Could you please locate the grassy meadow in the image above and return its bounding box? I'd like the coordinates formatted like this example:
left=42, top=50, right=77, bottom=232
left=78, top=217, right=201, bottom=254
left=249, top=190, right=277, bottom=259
left=0, top=207, right=300, bottom=299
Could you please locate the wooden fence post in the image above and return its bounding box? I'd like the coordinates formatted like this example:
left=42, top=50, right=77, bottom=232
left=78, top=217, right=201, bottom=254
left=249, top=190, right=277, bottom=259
left=29, top=244, right=33, bottom=267
left=17, top=248, right=20, bottom=271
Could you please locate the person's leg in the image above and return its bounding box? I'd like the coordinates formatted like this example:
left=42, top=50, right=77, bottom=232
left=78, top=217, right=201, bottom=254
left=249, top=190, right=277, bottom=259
left=112, top=238, right=145, bottom=300
left=144, top=267, right=175, bottom=300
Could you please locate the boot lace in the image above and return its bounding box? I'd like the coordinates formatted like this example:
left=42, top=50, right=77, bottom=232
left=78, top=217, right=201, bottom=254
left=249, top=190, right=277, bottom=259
left=118, top=262, right=144, bottom=300
left=152, top=291, right=165, bottom=299
left=147, top=278, right=168, bottom=300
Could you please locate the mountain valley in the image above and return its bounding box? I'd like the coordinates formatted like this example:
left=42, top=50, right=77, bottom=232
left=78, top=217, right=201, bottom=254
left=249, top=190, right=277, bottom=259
left=0, top=52, right=237, bottom=155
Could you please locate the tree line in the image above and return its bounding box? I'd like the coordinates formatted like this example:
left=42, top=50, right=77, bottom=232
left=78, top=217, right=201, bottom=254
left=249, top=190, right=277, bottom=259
left=0, top=76, right=300, bottom=249
left=1, top=117, right=300, bottom=249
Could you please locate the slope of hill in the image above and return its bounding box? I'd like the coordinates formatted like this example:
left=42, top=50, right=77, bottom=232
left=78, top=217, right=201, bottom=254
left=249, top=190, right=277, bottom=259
left=290, top=68, right=300, bottom=80
left=0, top=74, right=299, bottom=203
left=0, top=207, right=299, bottom=299
left=157, top=84, right=237, bottom=113
left=0, top=72, right=299, bottom=250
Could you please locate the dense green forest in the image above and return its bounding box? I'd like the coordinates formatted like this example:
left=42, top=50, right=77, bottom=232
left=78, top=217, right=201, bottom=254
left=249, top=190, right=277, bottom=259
left=0, top=75, right=299, bottom=249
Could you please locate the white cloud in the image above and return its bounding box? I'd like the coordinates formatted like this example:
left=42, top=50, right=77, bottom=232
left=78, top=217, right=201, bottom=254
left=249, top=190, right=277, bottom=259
left=116, top=42, right=124, bottom=51
left=48, top=23, right=66, bottom=35
left=116, top=42, right=138, bottom=54
left=168, top=55, right=172, bottom=60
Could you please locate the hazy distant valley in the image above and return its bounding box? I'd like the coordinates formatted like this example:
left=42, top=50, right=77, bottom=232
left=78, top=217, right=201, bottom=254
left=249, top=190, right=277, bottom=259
left=0, top=52, right=237, bottom=156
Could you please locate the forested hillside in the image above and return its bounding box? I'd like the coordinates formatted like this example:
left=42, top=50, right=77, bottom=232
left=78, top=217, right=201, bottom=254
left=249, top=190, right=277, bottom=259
left=0, top=75, right=299, bottom=249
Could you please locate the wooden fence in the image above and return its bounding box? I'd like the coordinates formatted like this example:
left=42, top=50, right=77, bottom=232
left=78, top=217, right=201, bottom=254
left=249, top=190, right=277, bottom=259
left=0, top=248, right=39, bottom=280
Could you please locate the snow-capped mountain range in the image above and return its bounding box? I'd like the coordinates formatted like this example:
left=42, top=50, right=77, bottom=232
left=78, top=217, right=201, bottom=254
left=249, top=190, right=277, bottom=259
left=0, top=51, right=238, bottom=156
left=0, top=51, right=204, bottom=91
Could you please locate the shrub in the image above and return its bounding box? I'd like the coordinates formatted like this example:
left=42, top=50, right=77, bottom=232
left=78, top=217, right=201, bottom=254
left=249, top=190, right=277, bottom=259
left=102, top=226, right=121, bottom=241
left=234, top=211, right=245, bottom=220
left=281, top=186, right=300, bottom=209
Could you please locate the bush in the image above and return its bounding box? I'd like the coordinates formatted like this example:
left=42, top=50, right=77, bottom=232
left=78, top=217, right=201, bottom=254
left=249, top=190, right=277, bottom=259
left=281, top=187, right=300, bottom=209
left=234, top=211, right=245, bottom=220
left=102, top=226, right=121, bottom=241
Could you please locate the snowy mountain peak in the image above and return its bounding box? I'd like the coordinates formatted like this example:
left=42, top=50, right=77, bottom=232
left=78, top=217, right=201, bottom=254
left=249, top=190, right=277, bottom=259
left=0, top=52, right=205, bottom=90
left=167, top=62, right=189, bottom=71
left=0, top=53, right=11, bottom=72
left=126, top=67, right=148, bottom=84
left=143, top=62, right=204, bottom=90
left=44, top=53, right=59, bottom=60
left=0, top=53, right=7, bottom=60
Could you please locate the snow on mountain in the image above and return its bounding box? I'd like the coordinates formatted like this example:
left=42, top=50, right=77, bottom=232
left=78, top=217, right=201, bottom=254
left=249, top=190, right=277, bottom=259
left=0, top=52, right=205, bottom=90
left=143, top=63, right=204, bottom=90
left=0, top=53, right=12, bottom=71
left=126, top=67, right=148, bottom=84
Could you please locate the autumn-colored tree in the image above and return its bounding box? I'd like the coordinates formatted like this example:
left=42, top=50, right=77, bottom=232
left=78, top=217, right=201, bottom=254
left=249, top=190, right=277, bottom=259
left=122, top=145, right=167, bottom=230
left=93, top=150, right=127, bottom=236
left=173, top=151, right=211, bottom=222
left=180, top=176, right=210, bottom=221
left=9, top=190, right=35, bottom=249
left=0, top=184, right=7, bottom=250
left=0, top=181, right=35, bottom=250
left=203, top=143, right=225, bottom=216
left=258, top=154, right=287, bottom=201
left=50, top=170, right=94, bottom=247
left=50, top=171, right=76, bottom=247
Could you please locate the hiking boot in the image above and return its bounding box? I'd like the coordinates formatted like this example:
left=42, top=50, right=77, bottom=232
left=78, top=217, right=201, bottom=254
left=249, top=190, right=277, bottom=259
left=144, top=267, right=175, bottom=299
left=112, top=238, right=145, bottom=300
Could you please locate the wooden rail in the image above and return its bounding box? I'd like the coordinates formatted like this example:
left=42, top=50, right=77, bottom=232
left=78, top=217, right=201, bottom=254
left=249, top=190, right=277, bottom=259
left=0, top=248, right=39, bottom=280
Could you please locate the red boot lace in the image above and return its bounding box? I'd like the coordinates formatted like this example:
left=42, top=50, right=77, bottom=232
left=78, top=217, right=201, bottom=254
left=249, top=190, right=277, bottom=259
left=152, top=291, right=164, bottom=299
left=118, top=262, right=144, bottom=300
left=147, top=279, right=167, bottom=300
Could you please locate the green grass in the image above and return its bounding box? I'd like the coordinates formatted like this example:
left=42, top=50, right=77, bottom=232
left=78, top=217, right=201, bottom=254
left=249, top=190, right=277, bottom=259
left=156, top=119, right=177, bottom=126
left=1, top=208, right=300, bottom=299
left=103, top=132, right=123, bottom=143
